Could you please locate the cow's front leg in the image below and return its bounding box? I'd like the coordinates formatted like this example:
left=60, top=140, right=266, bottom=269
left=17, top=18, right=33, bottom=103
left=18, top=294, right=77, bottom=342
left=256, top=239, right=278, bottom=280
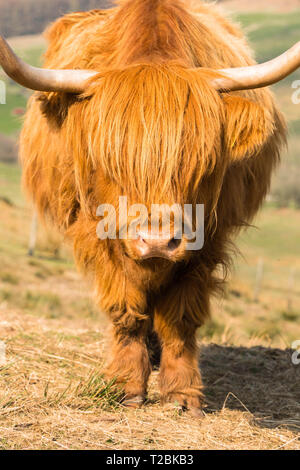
left=105, top=308, right=152, bottom=407
left=154, top=281, right=208, bottom=417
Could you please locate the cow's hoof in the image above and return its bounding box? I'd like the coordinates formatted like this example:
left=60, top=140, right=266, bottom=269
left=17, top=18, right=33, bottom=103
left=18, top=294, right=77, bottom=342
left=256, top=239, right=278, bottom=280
left=163, top=393, right=205, bottom=418
left=187, top=406, right=205, bottom=419
left=122, top=395, right=144, bottom=408
left=174, top=404, right=205, bottom=418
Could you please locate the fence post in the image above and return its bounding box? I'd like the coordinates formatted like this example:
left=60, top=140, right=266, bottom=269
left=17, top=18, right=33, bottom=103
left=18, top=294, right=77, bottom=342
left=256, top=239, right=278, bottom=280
left=254, top=258, right=264, bottom=302
left=28, top=210, right=38, bottom=257
left=287, top=267, right=296, bottom=313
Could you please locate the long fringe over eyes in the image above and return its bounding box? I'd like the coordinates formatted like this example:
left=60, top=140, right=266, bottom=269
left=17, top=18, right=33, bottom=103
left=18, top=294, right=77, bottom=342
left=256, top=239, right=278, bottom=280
left=66, top=64, right=226, bottom=210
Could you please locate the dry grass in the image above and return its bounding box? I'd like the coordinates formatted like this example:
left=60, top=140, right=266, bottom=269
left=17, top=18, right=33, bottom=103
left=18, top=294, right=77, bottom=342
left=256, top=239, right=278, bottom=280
left=0, top=193, right=300, bottom=449
left=1, top=310, right=299, bottom=449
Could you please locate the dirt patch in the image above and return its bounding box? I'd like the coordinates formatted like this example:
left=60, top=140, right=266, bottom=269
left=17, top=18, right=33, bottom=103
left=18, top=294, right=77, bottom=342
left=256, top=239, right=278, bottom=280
left=200, top=344, right=300, bottom=432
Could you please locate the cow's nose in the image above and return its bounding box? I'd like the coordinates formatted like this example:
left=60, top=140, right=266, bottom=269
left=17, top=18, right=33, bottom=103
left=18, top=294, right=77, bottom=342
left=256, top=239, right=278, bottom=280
left=133, top=231, right=182, bottom=259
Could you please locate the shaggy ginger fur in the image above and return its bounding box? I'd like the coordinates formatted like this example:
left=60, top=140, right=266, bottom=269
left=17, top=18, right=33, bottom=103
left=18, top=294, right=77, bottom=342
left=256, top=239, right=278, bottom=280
left=20, top=0, right=287, bottom=414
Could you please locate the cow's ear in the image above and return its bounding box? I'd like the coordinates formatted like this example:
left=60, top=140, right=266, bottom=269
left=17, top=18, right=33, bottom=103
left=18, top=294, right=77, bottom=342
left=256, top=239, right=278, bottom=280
left=223, top=95, right=274, bottom=161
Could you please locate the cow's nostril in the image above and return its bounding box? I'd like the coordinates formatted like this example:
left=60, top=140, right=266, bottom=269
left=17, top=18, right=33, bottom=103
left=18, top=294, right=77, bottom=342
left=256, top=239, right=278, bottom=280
left=168, top=237, right=181, bottom=251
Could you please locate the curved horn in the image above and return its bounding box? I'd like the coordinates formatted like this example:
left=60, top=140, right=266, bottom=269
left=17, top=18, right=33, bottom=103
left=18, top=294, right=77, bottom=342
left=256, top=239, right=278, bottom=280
left=212, top=42, right=300, bottom=92
left=0, top=35, right=98, bottom=93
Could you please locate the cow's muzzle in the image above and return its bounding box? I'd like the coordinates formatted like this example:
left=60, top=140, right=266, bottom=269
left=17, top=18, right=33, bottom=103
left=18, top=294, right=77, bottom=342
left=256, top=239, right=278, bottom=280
left=132, top=230, right=182, bottom=260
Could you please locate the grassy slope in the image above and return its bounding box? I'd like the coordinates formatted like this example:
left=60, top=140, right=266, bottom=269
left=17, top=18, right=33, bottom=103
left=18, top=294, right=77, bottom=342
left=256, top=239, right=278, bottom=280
left=0, top=44, right=44, bottom=135
left=237, top=11, right=300, bottom=150
left=0, top=12, right=300, bottom=450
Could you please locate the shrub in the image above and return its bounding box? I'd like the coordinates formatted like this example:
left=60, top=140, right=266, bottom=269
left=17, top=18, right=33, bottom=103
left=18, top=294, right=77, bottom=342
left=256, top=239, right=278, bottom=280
left=0, top=134, right=18, bottom=164
left=272, top=165, right=300, bottom=208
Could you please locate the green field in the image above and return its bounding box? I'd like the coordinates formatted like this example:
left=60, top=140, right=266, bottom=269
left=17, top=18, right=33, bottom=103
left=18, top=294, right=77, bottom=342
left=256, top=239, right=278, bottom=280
left=237, top=11, right=300, bottom=61
left=0, top=44, right=43, bottom=135
left=238, top=12, right=300, bottom=156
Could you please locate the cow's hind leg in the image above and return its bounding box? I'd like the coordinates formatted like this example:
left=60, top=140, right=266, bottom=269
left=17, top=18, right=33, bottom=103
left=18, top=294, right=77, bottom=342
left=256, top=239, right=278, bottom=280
left=105, top=309, right=152, bottom=407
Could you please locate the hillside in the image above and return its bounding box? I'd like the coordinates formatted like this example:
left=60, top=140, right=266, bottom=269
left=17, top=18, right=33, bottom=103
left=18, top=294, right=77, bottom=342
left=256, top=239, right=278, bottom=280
left=220, top=0, right=300, bottom=12
left=0, top=0, right=111, bottom=38
left=1, top=0, right=300, bottom=38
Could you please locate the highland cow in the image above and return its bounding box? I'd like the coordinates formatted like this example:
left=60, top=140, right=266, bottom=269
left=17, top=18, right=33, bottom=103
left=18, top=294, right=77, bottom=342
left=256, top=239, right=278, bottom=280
left=1, top=0, right=300, bottom=416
